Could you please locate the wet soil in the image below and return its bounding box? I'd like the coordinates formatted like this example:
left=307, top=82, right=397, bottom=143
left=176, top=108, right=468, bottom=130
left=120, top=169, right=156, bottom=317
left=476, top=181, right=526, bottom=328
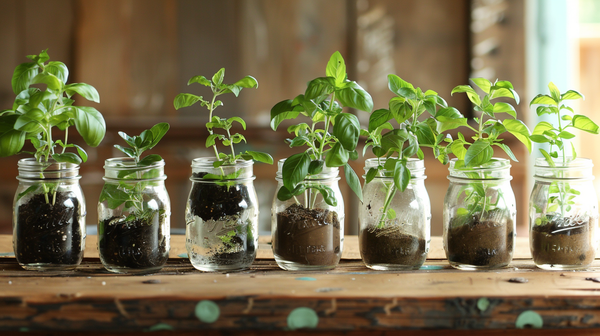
left=274, top=203, right=341, bottom=266
left=189, top=172, right=254, bottom=266
left=190, top=172, right=251, bottom=220
left=531, top=216, right=595, bottom=267
left=99, top=216, right=168, bottom=270
left=359, top=228, right=427, bottom=268
left=15, top=191, right=83, bottom=266
left=446, top=211, right=514, bottom=268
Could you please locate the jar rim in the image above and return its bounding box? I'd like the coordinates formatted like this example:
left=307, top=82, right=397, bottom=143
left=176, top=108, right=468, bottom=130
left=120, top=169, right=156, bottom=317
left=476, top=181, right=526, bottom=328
left=534, top=157, right=593, bottom=169
left=191, top=157, right=253, bottom=168
left=17, top=157, right=80, bottom=170
left=104, top=157, right=165, bottom=169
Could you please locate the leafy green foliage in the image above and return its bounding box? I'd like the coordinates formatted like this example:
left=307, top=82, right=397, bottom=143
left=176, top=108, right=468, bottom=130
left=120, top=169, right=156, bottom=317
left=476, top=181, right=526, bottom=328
left=174, top=68, right=273, bottom=173
left=100, top=123, right=170, bottom=226
left=270, top=51, right=373, bottom=206
left=0, top=50, right=105, bottom=204
left=529, top=82, right=599, bottom=218
left=0, top=50, right=105, bottom=164
left=444, top=78, right=531, bottom=168
left=362, top=75, right=451, bottom=227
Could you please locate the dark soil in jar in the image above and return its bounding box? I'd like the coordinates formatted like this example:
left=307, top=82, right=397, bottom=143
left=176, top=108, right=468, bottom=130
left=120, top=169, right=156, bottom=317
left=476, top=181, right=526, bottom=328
left=190, top=172, right=252, bottom=220
left=359, top=227, right=427, bottom=268
left=274, top=203, right=341, bottom=266
left=189, top=172, right=255, bottom=266
left=446, top=210, right=514, bottom=268
left=15, top=191, right=83, bottom=266
left=531, top=216, right=594, bottom=267
left=99, top=215, right=168, bottom=270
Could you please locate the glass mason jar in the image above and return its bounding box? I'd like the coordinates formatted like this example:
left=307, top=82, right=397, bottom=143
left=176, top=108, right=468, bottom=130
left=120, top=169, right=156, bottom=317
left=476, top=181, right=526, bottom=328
left=97, top=158, right=170, bottom=274
left=358, top=158, right=430, bottom=270
left=272, top=159, right=344, bottom=271
left=443, top=158, right=516, bottom=270
left=529, top=157, right=599, bottom=270
left=13, top=158, right=86, bottom=271
left=185, top=158, right=258, bottom=271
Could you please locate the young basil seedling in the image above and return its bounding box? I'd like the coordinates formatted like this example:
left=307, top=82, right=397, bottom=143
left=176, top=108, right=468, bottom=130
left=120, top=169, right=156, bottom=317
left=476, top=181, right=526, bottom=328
left=98, top=123, right=170, bottom=225
left=529, top=82, right=599, bottom=217
left=443, top=78, right=531, bottom=223
left=362, top=75, right=452, bottom=226
left=2, top=50, right=106, bottom=204
left=173, top=68, right=273, bottom=175
left=270, top=51, right=373, bottom=206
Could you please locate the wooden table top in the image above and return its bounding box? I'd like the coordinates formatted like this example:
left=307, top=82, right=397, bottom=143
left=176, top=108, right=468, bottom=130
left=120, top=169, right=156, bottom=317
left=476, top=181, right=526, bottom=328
left=1, top=235, right=600, bottom=335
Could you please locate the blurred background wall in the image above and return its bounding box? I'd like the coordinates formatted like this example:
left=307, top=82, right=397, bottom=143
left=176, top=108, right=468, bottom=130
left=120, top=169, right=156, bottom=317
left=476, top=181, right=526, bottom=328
left=0, top=0, right=597, bottom=237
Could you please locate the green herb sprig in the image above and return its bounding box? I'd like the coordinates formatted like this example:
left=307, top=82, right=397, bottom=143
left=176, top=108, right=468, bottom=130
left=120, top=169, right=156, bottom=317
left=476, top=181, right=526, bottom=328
left=173, top=68, right=273, bottom=170
left=529, top=82, right=599, bottom=218
left=270, top=51, right=373, bottom=206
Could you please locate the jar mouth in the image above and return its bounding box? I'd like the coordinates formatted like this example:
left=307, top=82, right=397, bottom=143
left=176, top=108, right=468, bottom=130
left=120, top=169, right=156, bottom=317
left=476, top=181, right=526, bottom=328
left=104, top=157, right=165, bottom=169
left=448, top=158, right=512, bottom=180
left=191, top=157, right=255, bottom=181
left=363, top=157, right=426, bottom=179
left=17, top=158, right=80, bottom=180
left=275, top=158, right=339, bottom=180
left=103, top=157, right=166, bottom=182
left=191, top=157, right=253, bottom=168
left=534, top=157, right=594, bottom=180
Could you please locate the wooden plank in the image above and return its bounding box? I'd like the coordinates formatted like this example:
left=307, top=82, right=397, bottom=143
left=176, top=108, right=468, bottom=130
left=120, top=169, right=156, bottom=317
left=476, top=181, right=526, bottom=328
left=0, top=235, right=535, bottom=260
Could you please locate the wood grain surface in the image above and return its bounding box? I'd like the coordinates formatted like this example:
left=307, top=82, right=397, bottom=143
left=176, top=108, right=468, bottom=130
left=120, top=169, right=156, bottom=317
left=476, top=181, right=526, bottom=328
left=0, top=235, right=599, bottom=334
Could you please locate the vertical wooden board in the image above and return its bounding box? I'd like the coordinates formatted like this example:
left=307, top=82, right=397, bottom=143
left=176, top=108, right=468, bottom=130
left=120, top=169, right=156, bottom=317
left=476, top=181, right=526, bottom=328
left=176, top=0, right=242, bottom=119
left=355, top=0, right=470, bottom=116
left=75, top=0, right=130, bottom=116
left=0, top=0, right=19, bottom=108
left=239, top=0, right=348, bottom=127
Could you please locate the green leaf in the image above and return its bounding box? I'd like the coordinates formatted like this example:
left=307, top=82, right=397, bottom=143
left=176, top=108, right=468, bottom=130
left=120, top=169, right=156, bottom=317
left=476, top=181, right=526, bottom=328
left=471, top=78, right=491, bottom=94
left=212, top=68, right=225, bottom=86
left=557, top=131, right=575, bottom=139
left=0, top=129, right=25, bottom=157
left=344, top=163, right=362, bottom=202
left=138, top=154, right=163, bottom=166
left=147, top=122, right=169, bottom=149
left=387, top=74, right=413, bottom=95
left=365, top=167, right=378, bottom=184
left=335, top=81, right=373, bottom=112
left=173, top=93, right=202, bottom=109
left=228, top=117, right=246, bottom=130
left=562, top=89, right=584, bottom=100
left=305, top=77, right=335, bottom=102
left=495, top=143, right=518, bottom=161
left=45, top=61, right=69, bottom=83
left=282, top=152, right=311, bottom=191
left=65, top=83, right=100, bottom=103
left=74, top=106, right=106, bottom=147
left=393, top=161, right=411, bottom=192
left=529, top=134, right=551, bottom=143
left=325, top=142, right=349, bottom=167
left=188, top=75, right=211, bottom=86
left=451, top=85, right=481, bottom=106
left=414, top=121, right=436, bottom=146
left=435, top=107, right=468, bottom=132
left=17, top=184, right=40, bottom=202
left=571, top=142, right=577, bottom=161
left=31, top=72, right=62, bottom=91
left=270, top=99, right=300, bottom=130
left=114, top=144, right=135, bottom=158
left=464, top=139, right=492, bottom=167
left=540, top=149, right=555, bottom=167
left=12, top=62, right=38, bottom=94
left=233, top=75, right=258, bottom=88
left=503, top=119, right=532, bottom=153
left=548, top=82, right=561, bottom=102
left=308, top=160, right=324, bottom=175
left=326, top=51, right=346, bottom=86
left=491, top=87, right=520, bottom=104
left=368, top=109, right=393, bottom=132
left=14, top=108, right=44, bottom=132
left=492, top=102, right=517, bottom=118
left=530, top=94, right=556, bottom=106
left=99, top=184, right=130, bottom=209
left=389, top=100, right=412, bottom=124
left=74, top=144, right=88, bottom=163
left=397, top=87, right=416, bottom=100
left=532, top=121, right=554, bottom=135
left=333, top=113, right=360, bottom=151
left=244, top=150, right=273, bottom=164
left=52, top=152, right=82, bottom=164
left=572, top=115, right=600, bottom=134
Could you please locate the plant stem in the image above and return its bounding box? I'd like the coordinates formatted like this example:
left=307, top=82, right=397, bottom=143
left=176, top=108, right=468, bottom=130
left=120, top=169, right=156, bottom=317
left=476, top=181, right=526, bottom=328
left=62, top=127, right=69, bottom=154
left=378, top=180, right=397, bottom=228
left=208, top=94, right=221, bottom=160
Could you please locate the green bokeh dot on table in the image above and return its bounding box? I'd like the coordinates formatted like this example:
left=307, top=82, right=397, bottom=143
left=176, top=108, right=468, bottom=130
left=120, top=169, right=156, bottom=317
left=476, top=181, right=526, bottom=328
left=287, top=307, right=319, bottom=330
left=516, top=310, right=543, bottom=329
left=195, top=300, right=220, bottom=323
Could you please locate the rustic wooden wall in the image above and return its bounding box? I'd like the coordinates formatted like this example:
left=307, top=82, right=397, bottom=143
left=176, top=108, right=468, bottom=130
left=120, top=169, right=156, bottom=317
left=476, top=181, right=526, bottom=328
left=0, top=0, right=528, bottom=237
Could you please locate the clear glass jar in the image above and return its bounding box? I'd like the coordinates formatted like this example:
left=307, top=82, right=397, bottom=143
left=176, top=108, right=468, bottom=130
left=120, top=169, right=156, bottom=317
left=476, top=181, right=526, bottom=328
left=185, top=158, right=258, bottom=271
left=529, top=157, right=598, bottom=270
left=358, top=158, right=430, bottom=270
left=97, top=157, right=170, bottom=274
left=271, top=159, right=344, bottom=271
left=443, top=158, right=516, bottom=270
left=13, top=158, right=86, bottom=271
